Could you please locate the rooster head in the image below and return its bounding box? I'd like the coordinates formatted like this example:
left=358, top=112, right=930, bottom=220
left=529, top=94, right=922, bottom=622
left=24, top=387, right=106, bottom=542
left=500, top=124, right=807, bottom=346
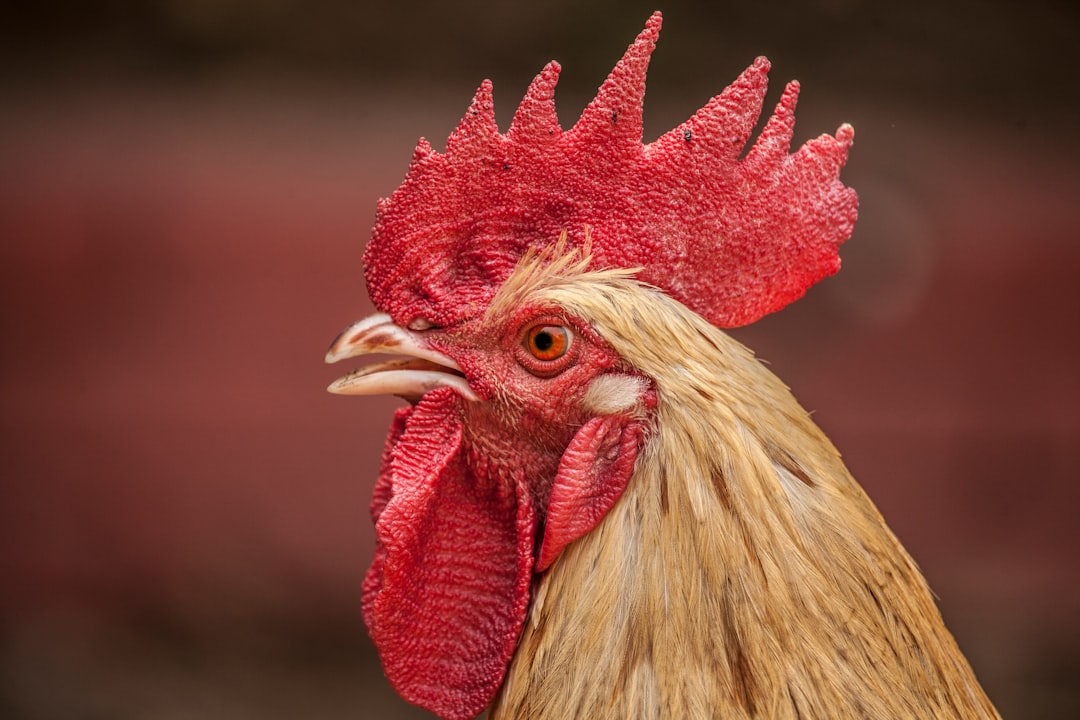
left=327, top=11, right=856, bottom=719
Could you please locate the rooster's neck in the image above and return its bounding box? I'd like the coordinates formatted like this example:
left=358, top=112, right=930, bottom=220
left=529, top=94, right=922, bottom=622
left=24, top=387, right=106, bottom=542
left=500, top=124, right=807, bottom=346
left=490, top=288, right=997, bottom=719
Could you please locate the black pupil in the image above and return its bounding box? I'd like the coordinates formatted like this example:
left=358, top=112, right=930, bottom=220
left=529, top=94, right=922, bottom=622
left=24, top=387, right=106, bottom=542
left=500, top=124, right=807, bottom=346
left=534, top=330, right=554, bottom=352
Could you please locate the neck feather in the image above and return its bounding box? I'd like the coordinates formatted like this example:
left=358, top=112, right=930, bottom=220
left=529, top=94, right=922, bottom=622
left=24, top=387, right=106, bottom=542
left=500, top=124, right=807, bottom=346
left=491, top=276, right=997, bottom=719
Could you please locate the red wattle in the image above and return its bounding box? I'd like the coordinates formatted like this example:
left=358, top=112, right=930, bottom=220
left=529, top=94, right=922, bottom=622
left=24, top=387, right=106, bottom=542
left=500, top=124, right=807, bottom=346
left=361, top=406, right=410, bottom=632
left=362, top=389, right=535, bottom=720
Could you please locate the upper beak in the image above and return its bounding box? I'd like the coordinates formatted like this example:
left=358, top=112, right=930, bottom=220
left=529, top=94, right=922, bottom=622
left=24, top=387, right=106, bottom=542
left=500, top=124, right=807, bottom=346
left=325, top=313, right=478, bottom=402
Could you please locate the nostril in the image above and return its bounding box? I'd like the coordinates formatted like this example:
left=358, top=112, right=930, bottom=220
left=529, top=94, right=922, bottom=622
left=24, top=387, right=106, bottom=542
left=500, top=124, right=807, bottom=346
left=408, top=317, right=436, bottom=331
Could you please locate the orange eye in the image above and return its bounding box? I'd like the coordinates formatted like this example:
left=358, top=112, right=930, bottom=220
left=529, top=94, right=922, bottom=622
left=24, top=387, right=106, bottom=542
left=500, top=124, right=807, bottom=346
left=525, top=324, right=571, bottom=362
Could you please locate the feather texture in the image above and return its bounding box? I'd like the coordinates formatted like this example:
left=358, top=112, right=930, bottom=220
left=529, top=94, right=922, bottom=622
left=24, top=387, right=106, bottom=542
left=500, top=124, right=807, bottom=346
left=489, top=254, right=999, bottom=719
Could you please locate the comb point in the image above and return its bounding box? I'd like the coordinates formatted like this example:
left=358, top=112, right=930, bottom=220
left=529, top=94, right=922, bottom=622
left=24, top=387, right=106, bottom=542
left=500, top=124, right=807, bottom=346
left=744, top=80, right=801, bottom=171
left=447, top=79, right=499, bottom=156
left=509, top=61, right=562, bottom=143
left=569, top=12, right=662, bottom=152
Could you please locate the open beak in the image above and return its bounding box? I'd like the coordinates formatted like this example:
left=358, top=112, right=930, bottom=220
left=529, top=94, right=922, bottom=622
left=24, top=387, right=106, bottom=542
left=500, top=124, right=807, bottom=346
left=325, top=313, right=478, bottom=402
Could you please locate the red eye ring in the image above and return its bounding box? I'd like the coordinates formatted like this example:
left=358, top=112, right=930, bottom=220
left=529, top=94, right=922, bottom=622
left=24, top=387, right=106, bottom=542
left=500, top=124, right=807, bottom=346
left=525, top=324, right=571, bottom=361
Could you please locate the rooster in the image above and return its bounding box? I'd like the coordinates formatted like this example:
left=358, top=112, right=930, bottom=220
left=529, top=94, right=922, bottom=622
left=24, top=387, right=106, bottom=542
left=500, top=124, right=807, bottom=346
left=326, top=13, right=999, bottom=720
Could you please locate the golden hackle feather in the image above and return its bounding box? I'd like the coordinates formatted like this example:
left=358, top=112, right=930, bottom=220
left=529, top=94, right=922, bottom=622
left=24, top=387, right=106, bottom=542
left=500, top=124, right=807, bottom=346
left=488, top=249, right=999, bottom=719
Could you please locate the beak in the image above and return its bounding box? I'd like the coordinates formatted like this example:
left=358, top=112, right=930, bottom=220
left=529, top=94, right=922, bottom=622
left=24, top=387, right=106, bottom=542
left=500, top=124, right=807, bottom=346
left=325, top=313, right=479, bottom=402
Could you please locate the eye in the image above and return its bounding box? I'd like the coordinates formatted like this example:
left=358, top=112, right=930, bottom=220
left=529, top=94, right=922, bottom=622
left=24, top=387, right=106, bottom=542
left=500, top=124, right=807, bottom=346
left=515, top=319, right=578, bottom=378
left=525, top=324, right=571, bottom=361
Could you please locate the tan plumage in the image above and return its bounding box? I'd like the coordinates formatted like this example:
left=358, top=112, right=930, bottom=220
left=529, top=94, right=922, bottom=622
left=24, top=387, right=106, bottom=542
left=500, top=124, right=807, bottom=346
left=488, top=250, right=999, bottom=719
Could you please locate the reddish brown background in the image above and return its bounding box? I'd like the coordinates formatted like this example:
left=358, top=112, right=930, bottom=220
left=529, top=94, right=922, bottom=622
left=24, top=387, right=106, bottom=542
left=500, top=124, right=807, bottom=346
left=2, top=1, right=1078, bottom=717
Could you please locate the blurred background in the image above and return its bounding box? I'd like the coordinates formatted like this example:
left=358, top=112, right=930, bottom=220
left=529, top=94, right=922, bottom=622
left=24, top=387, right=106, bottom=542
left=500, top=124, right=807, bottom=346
left=1, top=0, right=1078, bottom=717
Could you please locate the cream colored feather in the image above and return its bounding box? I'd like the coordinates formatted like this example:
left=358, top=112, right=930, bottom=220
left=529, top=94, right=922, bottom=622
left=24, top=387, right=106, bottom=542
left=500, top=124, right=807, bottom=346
left=489, top=252, right=999, bottom=719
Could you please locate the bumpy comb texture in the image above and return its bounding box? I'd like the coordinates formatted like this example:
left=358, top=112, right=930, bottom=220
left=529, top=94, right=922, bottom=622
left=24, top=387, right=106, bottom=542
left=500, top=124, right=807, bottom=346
left=364, top=11, right=857, bottom=329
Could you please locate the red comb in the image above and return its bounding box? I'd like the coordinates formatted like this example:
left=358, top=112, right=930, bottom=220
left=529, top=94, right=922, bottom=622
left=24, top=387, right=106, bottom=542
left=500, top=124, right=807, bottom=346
left=364, top=11, right=857, bottom=329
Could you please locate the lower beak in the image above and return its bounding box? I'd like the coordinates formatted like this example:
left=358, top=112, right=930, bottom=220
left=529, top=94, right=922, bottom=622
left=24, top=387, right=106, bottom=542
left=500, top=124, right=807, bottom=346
left=325, top=313, right=478, bottom=402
